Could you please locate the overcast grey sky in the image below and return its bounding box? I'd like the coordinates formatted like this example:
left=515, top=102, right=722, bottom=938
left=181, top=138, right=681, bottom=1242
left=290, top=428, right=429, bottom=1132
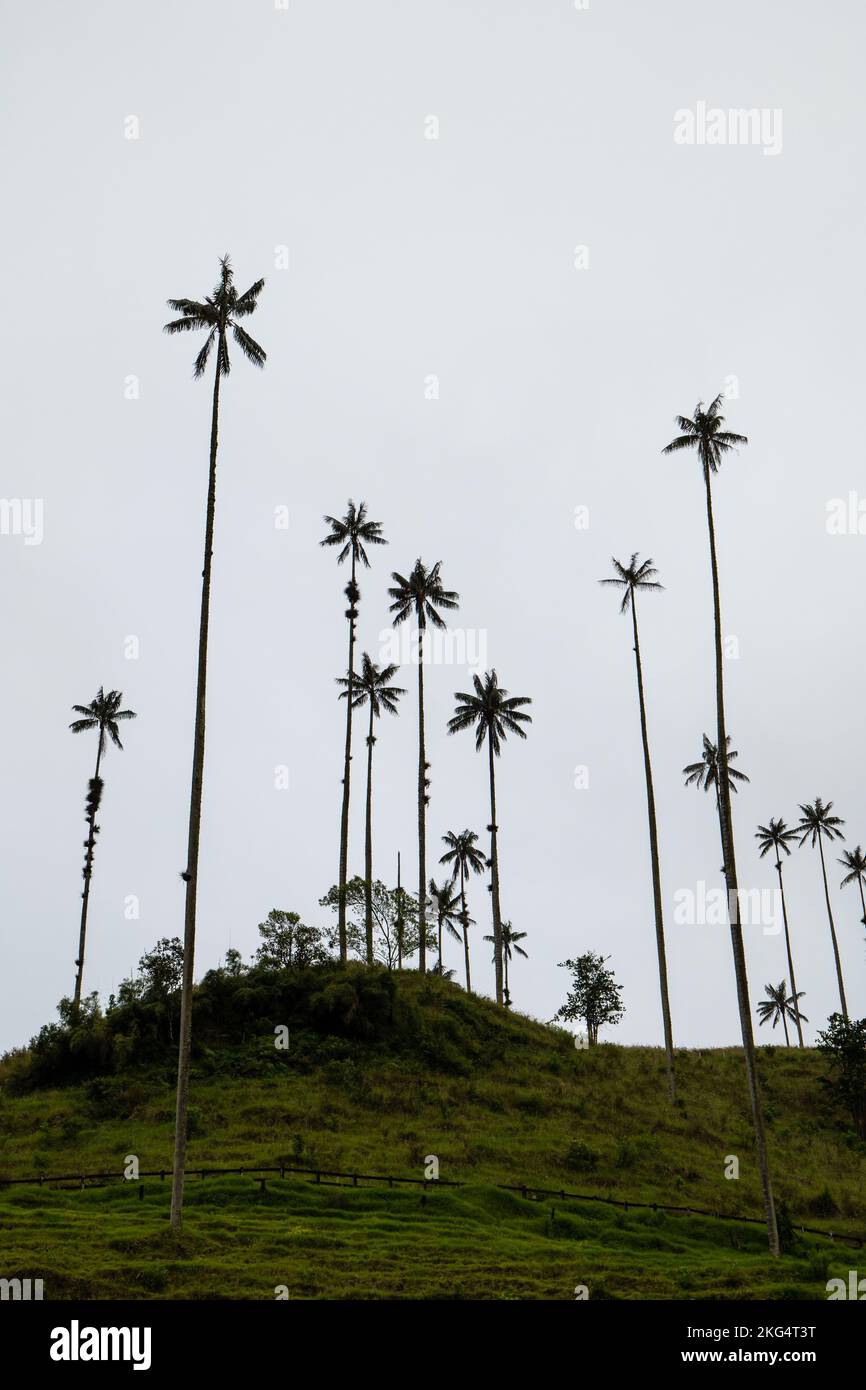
left=2, top=0, right=865, bottom=1053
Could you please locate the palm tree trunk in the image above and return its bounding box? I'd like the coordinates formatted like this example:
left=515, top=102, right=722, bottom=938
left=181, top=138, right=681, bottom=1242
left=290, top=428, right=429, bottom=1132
left=417, top=631, right=427, bottom=973
left=487, top=739, right=503, bottom=1004
left=704, top=465, right=779, bottom=1258
left=504, top=948, right=509, bottom=1005
left=438, top=917, right=443, bottom=969
left=781, top=1009, right=790, bottom=1046
left=776, top=862, right=804, bottom=1047
left=337, top=554, right=357, bottom=964
left=73, top=737, right=104, bottom=1014
left=396, top=851, right=403, bottom=969
left=460, top=864, right=472, bottom=992
left=858, top=877, right=866, bottom=934
left=170, top=347, right=221, bottom=1234
left=817, top=836, right=848, bottom=1019
left=364, top=702, right=374, bottom=964
left=630, top=592, right=676, bottom=1100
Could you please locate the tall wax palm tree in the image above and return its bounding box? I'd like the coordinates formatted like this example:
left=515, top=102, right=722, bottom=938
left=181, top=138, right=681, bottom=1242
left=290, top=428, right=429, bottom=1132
left=664, top=395, right=779, bottom=1257
left=484, top=920, right=528, bottom=1007
left=600, top=553, right=675, bottom=1099
left=388, top=560, right=459, bottom=974
left=756, top=981, right=808, bottom=1047
left=163, top=254, right=266, bottom=1233
left=439, top=829, right=486, bottom=993
left=428, top=876, right=462, bottom=975
left=337, top=653, right=405, bottom=963
left=321, top=503, right=387, bottom=963
left=684, top=734, right=749, bottom=877
left=839, top=845, right=866, bottom=935
left=69, top=688, right=136, bottom=1012
left=756, top=819, right=805, bottom=1047
left=796, top=799, right=847, bottom=1019
left=447, top=670, right=532, bottom=1004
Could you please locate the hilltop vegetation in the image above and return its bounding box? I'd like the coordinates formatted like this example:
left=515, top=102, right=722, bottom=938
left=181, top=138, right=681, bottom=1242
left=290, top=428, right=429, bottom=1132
left=1, top=968, right=864, bottom=1298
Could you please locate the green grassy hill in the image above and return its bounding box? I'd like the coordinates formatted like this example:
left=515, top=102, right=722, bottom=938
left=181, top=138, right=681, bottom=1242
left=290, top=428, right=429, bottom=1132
left=1, top=967, right=863, bottom=1299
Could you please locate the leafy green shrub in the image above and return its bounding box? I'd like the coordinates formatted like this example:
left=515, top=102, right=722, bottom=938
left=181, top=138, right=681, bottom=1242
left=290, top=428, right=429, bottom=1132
left=564, top=1141, right=599, bottom=1173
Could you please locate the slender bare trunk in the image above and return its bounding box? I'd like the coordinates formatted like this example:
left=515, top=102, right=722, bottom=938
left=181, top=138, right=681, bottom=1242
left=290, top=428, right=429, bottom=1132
left=170, top=347, right=221, bottom=1234
left=817, top=836, right=848, bottom=1019
left=337, top=554, right=357, bottom=963
left=503, top=948, right=509, bottom=1005
left=364, top=701, right=374, bottom=963
left=630, top=592, right=676, bottom=1100
left=859, top=877, right=866, bottom=934
left=72, top=738, right=104, bottom=1013
left=487, top=739, right=503, bottom=1004
left=396, top=851, right=403, bottom=969
left=417, top=631, right=427, bottom=973
left=704, top=464, right=779, bottom=1257
left=776, top=861, right=804, bottom=1047
left=459, top=863, right=471, bottom=992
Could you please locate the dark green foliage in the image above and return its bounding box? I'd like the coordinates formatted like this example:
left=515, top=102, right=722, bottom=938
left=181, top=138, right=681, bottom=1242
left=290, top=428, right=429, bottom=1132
left=817, top=1014, right=866, bottom=1138
left=564, top=1141, right=599, bottom=1173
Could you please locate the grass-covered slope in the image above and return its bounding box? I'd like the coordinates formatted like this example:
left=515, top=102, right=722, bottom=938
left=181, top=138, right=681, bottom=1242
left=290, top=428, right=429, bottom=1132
left=1, top=967, right=863, bottom=1299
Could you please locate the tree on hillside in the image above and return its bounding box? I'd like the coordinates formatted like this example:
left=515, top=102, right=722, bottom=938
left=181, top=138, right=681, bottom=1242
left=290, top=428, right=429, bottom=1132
left=439, top=828, right=485, bottom=993
left=756, top=819, right=805, bottom=1047
left=600, top=553, right=675, bottom=1099
left=796, top=799, right=847, bottom=1019
left=447, top=670, right=532, bottom=1004
left=485, top=920, right=528, bottom=1007
left=555, top=952, right=625, bottom=1046
left=319, top=877, right=432, bottom=970
left=163, top=253, right=266, bottom=1233
left=337, top=652, right=405, bottom=963
left=321, top=503, right=387, bottom=963
left=428, top=876, right=462, bottom=977
left=69, top=687, right=136, bottom=1014
left=254, top=910, right=330, bottom=971
left=817, top=1014, right=866, bottom=1139
left=389, top=560, right=460, bottom=975
left=755, top=981, right=807, bottom=1047
left=664, top=395, right=778, bottom=1256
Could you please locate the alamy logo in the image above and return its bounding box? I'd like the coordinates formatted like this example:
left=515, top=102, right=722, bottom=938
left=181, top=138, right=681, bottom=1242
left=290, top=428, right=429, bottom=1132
left=674, top=101, right=783, bottom=157
left=378, top=626, right=487, bottom=673
left=0, top=498, right=43, bottom=546
left=50, top=1320, right=152, bottom=1371
left=673, top=881, right=782, bottom=935
left=0, top=1277, right=43, bottom=1300
left=826, top=1270, right=866, bottom=1300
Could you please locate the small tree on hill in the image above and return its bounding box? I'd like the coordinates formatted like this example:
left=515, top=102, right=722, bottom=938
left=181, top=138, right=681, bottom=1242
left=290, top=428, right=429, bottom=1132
left=319, top=877, right=433, bottom=969
left=555, top=952, right=625, bottom=1045
left=817, top=1013, right=866, bottom=1139
left=255, top=910, right=330, bottom=970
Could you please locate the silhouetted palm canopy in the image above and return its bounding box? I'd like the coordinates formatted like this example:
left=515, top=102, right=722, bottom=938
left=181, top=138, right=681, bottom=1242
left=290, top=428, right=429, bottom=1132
left=484, top=921, right=529, bottom=960
left=388, top=559, right=459, bottom=628
left=683, top=734, right=749, bottom=794
left=839, top=845, right=866, bottom=891
left=756, top=981, right=808, bottom=1030
left=320, top=500, right=387, bottom=568
left=447, top=670, right=532, bottom=752
left=70, top=688, right=136, bottom=754
left=756, top=818, right=799, bottom=860
left=599, top=553, right=663, bottom=612
left=796, top=798, right=845, bottom=848
left=163, top=255, right=266, bottom=378
left=337, top=654, right=405, bottom=716
left=661, top=394, right=748, bottom=475
left=429, top=877, right=463, bottom=942
left=440, top=829, right=486, bottom=878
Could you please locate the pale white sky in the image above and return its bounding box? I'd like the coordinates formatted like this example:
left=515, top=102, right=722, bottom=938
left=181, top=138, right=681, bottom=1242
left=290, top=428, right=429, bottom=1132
left=2, top=0, right=865, bottom=1051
